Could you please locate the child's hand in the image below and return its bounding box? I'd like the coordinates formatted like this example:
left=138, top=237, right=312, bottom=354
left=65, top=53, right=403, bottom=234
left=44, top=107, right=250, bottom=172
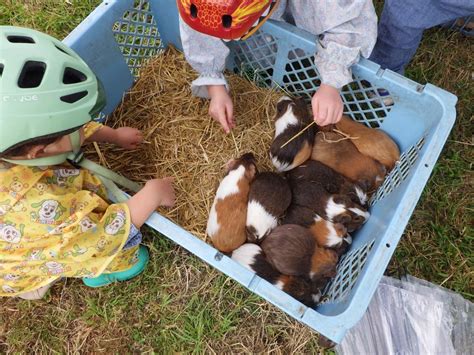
left=114, top=127, right=143, bottom=149
left=146, top=177, right=176, bottom=208
left=208, top=85, right=235, bottom=134
left=311, top=84, right=344, bottom=126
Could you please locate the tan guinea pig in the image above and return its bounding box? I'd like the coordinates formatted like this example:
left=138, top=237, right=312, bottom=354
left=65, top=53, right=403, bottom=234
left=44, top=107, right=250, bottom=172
left=207, top=153, right=258, bottom=253
left=311, top=130, right=387, bottom=192
left=336, top=115, right=400, bottom=170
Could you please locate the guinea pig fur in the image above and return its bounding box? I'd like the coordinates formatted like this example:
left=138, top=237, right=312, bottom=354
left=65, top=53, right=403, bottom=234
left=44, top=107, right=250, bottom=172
left=289, top=179, right=370, bottom=232
left=311, top=130, right=387, bottom=192
left=336, top=115, right=400, bottom=170
left=283, top=205, right=348, bottom=249
left=231, top=243, right=322, bottom=307
left=207, top=153, right=257, bottom=253
left=261, top=225, right=339, bottom=282
left=269, top=96, right=316, bottom=172
left=246, top=172, right=292, bottom=243
left=287, top=160, right=368, bottom=207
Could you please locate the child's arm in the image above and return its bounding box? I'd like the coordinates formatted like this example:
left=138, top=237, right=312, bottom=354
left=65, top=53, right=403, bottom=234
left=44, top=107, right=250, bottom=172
left=179, top=18, right=235, bottom=133
left=126, top=177, right=175, bottom=228
left=179, top=18, right=230, bottom=98
left=308, top=0, right=378, bottom=125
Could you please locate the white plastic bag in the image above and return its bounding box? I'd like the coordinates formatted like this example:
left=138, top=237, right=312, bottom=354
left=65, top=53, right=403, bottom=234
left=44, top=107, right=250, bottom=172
left=336, top=275, right=473, bottom=355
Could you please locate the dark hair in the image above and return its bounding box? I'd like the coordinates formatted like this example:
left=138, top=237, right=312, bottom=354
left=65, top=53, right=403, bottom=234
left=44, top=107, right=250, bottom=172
left=0, top=127, right=79, bottom=158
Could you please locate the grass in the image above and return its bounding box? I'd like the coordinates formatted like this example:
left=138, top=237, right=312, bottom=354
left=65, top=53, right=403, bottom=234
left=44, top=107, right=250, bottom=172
left=0, top=0, right=472, bottom=352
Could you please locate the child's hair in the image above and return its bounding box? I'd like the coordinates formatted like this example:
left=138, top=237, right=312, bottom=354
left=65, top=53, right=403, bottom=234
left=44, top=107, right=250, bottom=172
left=0, top=127, right=78, bottom=159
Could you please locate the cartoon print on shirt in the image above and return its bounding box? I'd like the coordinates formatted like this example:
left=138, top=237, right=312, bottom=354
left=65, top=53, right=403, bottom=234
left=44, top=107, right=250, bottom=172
left=40, top=261, right=70, bottom=276
left=30, top=199, right=66, bottom=224
left=49, top=168, right=80, bottom=187
left=104, top=210, right=127, bottom=235
left=0, top=222, right=24, bottom=244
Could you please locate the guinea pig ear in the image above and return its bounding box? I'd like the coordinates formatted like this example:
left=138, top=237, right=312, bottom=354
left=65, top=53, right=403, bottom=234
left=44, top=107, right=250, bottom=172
left=225, top=158, right=237, bottom=172
left=246, top=163, right=257, bottom=180
left=334, top=223, right=347, bottom=236
left=333, top=213, right=351, bottom=225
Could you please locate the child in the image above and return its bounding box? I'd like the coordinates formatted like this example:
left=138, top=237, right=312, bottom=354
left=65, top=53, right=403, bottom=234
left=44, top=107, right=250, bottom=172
left=178, top=0, right=378, bottom=133
left=0, top=26, right=175, bottom=299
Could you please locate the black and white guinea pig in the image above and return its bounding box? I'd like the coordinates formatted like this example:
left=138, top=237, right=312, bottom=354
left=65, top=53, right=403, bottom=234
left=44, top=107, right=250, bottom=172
left=269, top=96, right=316, bottom=172
left=246, top=172, right=292, bottom=243
left=231, top=243, right=322, bottom=307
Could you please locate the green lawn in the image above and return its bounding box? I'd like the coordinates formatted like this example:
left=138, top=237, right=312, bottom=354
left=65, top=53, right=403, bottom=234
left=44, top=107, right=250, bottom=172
left=0, top=0, right=472, bottom=352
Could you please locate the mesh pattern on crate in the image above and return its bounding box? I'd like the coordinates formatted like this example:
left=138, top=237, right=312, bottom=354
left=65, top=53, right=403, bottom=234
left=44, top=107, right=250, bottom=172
left=282, top=48, right=393, bottom=128
left=370, top=137, right=426, bottom=205
left=231, top=31, right=278, bottom=86
left=112, top=0, right=164, bottom=78
left=322, top=239, right=376, bottom=303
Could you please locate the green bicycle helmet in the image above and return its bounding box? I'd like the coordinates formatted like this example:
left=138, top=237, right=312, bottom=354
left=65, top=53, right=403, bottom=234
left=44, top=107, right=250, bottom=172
left=0, top=26, right=106, bottom=166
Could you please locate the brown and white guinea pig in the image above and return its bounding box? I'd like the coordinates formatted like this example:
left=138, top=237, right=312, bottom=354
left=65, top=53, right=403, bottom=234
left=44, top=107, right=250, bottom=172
left=207, top=153, right=258, bottom=253
left=246, top=172, right=292, bottom=243
left=288, top=179, right=370, bottom=232
left=311, top=130, right=387, bottom=192
left=261, top=225, right=339, bottom=282
left=231, top=243, right=322, bottom=307
left=287, top=160, right=368, bottom=207
left=269, top=96, right=316, bottom=172
left=336, top=115, right=400, bottom=170
left=282, top=204, right=349, bottom=251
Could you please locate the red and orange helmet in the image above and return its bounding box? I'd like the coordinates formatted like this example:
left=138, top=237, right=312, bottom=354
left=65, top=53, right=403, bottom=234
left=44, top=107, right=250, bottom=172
left=178, top=0, right=280, bottom=41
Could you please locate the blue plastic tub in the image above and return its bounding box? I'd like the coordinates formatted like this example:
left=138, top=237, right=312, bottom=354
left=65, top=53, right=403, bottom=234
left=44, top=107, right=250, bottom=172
left=64, top=0, right=457, bottom=343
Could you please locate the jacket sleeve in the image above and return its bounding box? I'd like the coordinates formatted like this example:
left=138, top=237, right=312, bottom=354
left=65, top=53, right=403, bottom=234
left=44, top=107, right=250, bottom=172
left=312, top=0, right=378, bottom=89
left=83, top=121, right=104, bottom=140
left=179, top=17, right=230, bottom=99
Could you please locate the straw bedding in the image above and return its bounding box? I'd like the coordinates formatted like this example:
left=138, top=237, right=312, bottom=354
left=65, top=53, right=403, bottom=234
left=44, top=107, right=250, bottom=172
left=90, top=47, right=282, bottom=241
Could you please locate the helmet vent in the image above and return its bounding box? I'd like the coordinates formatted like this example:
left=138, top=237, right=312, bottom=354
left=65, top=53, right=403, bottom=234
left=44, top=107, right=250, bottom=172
left=190, top=4, right=198, bottom=18
left=18, top=61, right=46, bottom=88
left=7, top=35, right=35, bottom=44
left=63, top=67, right=87, bottom=84
left=222, top=15, right=232, bottom=29
left=0, top=64, right=3, bottom=77
left=55, top=45, right=71, bottom=56
left=60, top=91, right=88, bottom=103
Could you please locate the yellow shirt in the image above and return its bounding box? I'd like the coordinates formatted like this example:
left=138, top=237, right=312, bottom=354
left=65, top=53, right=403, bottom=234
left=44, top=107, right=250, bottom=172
left=0, top=123, right=134, bottom=297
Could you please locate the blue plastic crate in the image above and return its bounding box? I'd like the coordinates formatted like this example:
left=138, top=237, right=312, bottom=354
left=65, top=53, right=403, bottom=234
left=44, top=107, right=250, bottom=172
left=64, top=0, right=457, bottom=343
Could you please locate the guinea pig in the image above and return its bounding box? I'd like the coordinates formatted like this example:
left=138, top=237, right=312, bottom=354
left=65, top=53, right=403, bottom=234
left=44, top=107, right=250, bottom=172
left=288, top=179, right=370, bottom=232
left=261, top=225, right=339, bottom=282
left=207, top=153, right=258, bottom=253
left=246, top=172, right=292, bottom=243
left=336, top=115, right=400, bottom=170
left=287, top=160, right=368, bottom=207
left=269, top=96, right=316, bottom=172
left=311, top=130, right=387, bottom=192
left=282, top=204, right=348, bottom=250
left=231, top=243, right=322, bottom=307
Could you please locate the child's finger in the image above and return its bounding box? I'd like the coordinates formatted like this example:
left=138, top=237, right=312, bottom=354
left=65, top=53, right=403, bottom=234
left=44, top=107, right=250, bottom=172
left=226, top=104, right=235, bottom=129
left=312, top=98, right=319, bottom=123
left=318, top=105, right=328, bottom=125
